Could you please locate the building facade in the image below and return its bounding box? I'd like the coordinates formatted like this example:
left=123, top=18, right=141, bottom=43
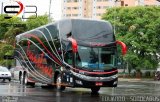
left=62, top=0, right=160, bottom=19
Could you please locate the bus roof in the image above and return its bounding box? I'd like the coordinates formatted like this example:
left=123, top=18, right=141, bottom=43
left=16, top=18, right=115, bottom=45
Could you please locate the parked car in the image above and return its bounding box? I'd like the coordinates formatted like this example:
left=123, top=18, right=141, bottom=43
left=0, top=66, right=11, bottom=82
left=155, top=68, right=160, bottom=80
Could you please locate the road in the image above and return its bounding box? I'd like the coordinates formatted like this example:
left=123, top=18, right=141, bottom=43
left=0, top=79, right=160, bottom=102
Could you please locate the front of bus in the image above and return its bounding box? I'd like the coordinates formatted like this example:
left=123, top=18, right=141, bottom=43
left=72, top=44, right=119, bottom=89
left=66, top=19, right=127, bottom=92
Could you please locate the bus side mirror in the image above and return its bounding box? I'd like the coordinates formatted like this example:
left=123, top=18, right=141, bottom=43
left=116, top=40, right=127, bottom=56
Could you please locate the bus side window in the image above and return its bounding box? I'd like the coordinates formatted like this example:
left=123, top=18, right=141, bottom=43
left=64, top=50, right=73, bottom=65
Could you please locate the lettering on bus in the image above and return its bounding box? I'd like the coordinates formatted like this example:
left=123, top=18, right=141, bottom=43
left=26, top=50, right=53, bottom=78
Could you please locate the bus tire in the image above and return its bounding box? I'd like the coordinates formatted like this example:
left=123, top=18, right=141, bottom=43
left=41, top=84, right=54, bottom=89
left=8, top=78, right=11, bottom=82
left=27, top=82, right=35, bottom=87
left=23, top=73, right=28, bottom=85
left=19, top=73, right=23, bottom=85
left=56, top=74, right=65, bottom=91
left=91, top=87, right=100, bottom=93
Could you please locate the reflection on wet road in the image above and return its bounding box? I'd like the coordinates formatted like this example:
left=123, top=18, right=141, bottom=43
left=0, top=79, right=160, bottom=102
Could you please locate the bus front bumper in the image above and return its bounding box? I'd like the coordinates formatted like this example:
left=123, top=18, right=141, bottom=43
left=71, top=70, right=118, bottom=87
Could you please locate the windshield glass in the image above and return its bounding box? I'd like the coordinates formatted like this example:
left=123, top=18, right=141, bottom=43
left=76, top=46, right=117, bottom=70
left=0, top=67, right=9, bottom=72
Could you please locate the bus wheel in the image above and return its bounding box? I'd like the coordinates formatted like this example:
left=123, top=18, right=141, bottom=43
left=23, top=74, right=28, bottom=85
left=41, top=84, right=54, bottom=89
left=27, top=82, right=35, bottom=87
left=8, top=78, right=11, bottom=82
left=56, top=74, right=65, bottom=91
left=91, top=87, right=100, bottom=93
left=19, top=74, right=23, bottom=85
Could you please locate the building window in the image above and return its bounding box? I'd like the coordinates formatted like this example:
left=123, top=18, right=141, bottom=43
left=121, top=1, right=124, bottom=6
left=72, top=7, right=79, bottom=10
left=72, top=14, right=78, bottom=16
left=125, top=4, right=128, bottom=6
left=66, top=14, right=71, bottom=17
left=73, top=0, right=78, bottom=2
left=97, top=6, right=102, bottom=9
left=67, top=0, right=71, bottom=2
left=96, top=13, right=102, bottom=16
left=67, top=7, right=71, bottom=10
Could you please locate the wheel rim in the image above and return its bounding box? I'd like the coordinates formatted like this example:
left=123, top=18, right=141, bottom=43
left=24, top=75, right=27, bottom=84
left=57, top=76, right=61, bottom=89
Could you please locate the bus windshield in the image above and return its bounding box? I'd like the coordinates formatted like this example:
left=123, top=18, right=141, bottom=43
left=76, top=46, right=117, bottom=70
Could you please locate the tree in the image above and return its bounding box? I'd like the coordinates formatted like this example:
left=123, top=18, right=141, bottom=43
left=0, top=15, right=22, bottom=40
left=0, top=14, right=25, bottom=41
left=0, top=14, right=51, bottom=66
left=4, top=27, right=25, bottom=45
left=26, top=14, right=49, bottom=30
left=102, top=6, right=160, bottom=70
left=0, top=44, right=14, bottom=66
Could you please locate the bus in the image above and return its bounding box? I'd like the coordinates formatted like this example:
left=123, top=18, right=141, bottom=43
left=14, top=19, right=127, bottom=93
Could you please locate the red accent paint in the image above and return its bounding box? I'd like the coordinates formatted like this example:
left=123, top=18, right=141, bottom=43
left=116, top=41, right=127, bottom=55
left=71, top=67, right=118, bottom=75
left=16, top=1, right=24, bottom=16
left=25, top=34, right=62, bottom=66
left=68, top=37, right=78, bottom=53
left=27, top=41, right=30, bottom=53
left=27, top=50, right=53, bottom=78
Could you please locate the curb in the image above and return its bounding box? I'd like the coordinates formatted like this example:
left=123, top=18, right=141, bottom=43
left=118, top=78, right=153, bottom=81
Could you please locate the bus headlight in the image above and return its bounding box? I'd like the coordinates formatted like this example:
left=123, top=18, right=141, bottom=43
left=75, top=80, right=83, bottom=85
left=113, top=80, right=118, bottom=85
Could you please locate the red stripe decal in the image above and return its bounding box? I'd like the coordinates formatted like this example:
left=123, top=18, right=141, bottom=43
left=25, top=34, right=63, bottom=66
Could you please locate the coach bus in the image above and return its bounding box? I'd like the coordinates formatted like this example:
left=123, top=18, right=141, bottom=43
left=14, top=19, right=127, bottom=93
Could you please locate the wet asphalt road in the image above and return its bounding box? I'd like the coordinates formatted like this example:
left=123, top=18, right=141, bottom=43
left=0, top=79, right=160, bottom=102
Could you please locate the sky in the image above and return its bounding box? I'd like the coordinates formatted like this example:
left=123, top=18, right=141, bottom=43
left=0, top=0, right=62, bottom=20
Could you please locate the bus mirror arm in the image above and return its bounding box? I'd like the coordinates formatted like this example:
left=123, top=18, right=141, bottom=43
left=116, top=40, right=127, bottom=56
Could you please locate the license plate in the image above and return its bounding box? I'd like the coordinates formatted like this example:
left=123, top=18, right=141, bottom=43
left=96, top=82, right=103, bottom=86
